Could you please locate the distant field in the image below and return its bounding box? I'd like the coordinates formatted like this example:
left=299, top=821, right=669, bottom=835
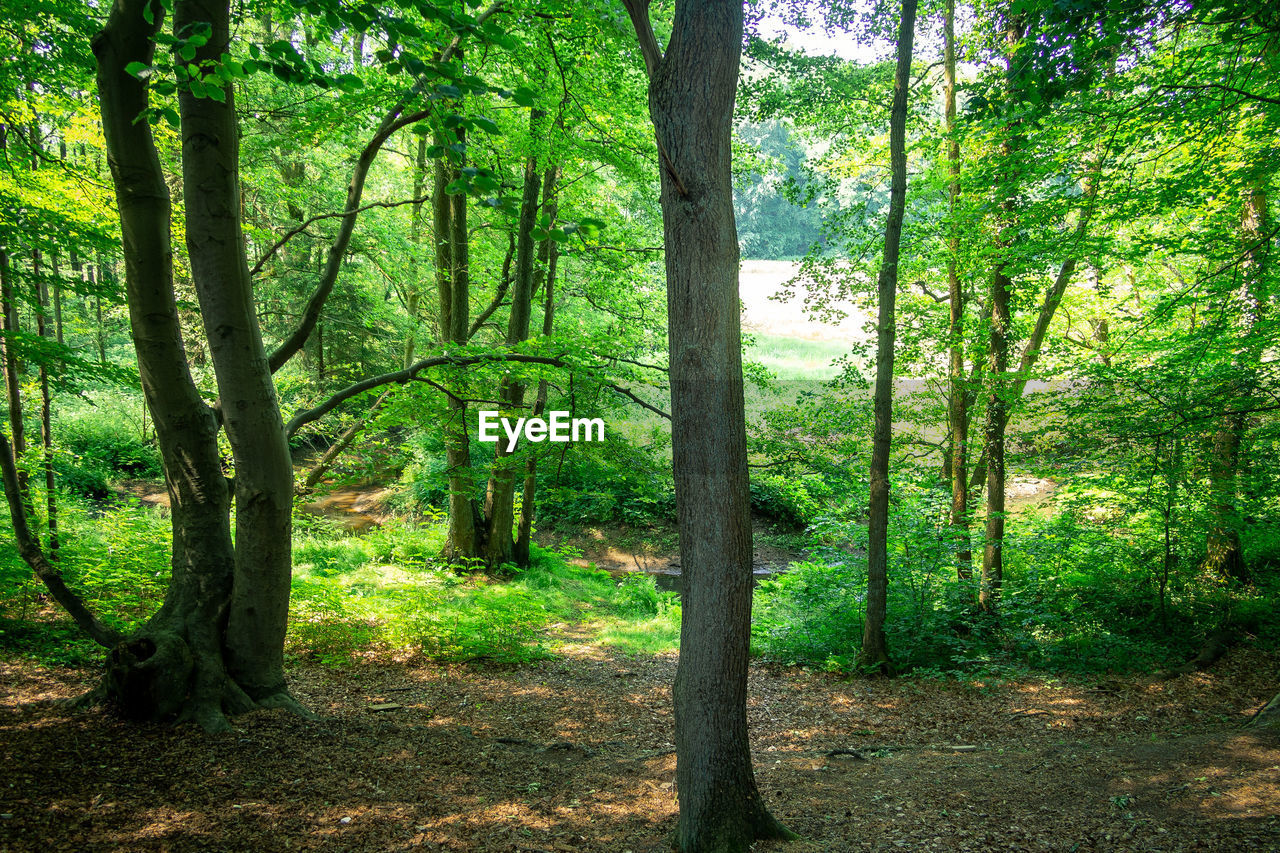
left=744, top=332, right=850, bottom=380
left=739, top=260, right=867, bottom=380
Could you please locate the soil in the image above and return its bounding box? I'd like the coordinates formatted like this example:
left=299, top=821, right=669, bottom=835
left=543, top=520, right=806, bottom=577
left=2, top=646, right=1277, bottom=852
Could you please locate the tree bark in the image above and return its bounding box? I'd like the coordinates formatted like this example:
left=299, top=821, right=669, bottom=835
left=625, top=0, right=794, bottom=849
left=860, top=0, right=917, bottom=674
left=1205, top=184, right=1268, bottom=584
left=176, top=0, right=296, bottom=702
left=35, top=247, right=58, bottom=559
left=442, top=114, right=479, bottom=561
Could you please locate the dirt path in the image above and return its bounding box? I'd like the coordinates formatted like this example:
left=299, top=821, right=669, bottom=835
left=1, top=647, right=1277, bottom=852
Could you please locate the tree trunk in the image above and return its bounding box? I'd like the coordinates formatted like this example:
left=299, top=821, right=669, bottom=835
left=484, top=111, right=544, bottom=570
left=442, top=115, right=479, bottom=562
left=176, top=0, right=295, bottom=702
left=35, top=247, right=58, bottom=560
left=515, top=165, right=562, bottom=567
left=1, top=249, right=31, bottom=512
left=860, top=0, right=916, bottom=674
left=624, top=0, right=794, bottom=849
left=92, top=0, right=300, bottom=730
left=1251, top=692, right=1280, bottom=731
left=1205, top=184, right=1267, bottom=584
left=943, top=0, right=972, bottom=580
left=979, top=14, right=1026, bottom=615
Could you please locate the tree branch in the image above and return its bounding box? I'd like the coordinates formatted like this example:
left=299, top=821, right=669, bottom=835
left=266, top=0, right=505, bottom=375
left=285, top=353, right=567, bottom=437
left=251, top=195, right=432, bottom=277
left=607, top=382, right=670, bottom=419
left=621, top=0, right=663, bottom=78
left=1160, top=83, right=1280, bottom=107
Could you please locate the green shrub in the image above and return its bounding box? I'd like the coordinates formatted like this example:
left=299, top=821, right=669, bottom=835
left=55, top=394, right=162, bottom=480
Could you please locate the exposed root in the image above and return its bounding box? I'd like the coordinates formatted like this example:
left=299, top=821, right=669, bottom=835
left=257, top=690, right=319, bottom=720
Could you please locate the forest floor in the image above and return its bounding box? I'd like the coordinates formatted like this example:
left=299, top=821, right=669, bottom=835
left=2, top=644, right=1278, bottom=852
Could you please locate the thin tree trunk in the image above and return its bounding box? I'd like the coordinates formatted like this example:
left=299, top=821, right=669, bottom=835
left=34, top=247, right=58, bottom=560
left=944, top=0, right=972, bottom=580
left=443, top=111, right=478, bottom=561
left=302, top=390, right=392, bottom=491
left=860, top=0, right=917, bottom=674
left=624, top=0, right=794, bottom=848
left=484, top=109, right=544, bottom=570
left=515, top=165, right=562, bottom=567
left=1205, top=184, right=1267, bottom=584
left=980, top=14, right=1026, bottom=615
left=0, top=250, right=30, bottom=511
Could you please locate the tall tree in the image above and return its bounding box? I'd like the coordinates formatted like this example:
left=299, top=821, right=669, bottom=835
left=859, top=0, right=918, bottom=674
left=623, top=0, right=794, bottom=848
left=943, top=0, right=972, bottom=580
left=89, top=0, right=303, bottom=729
left=979, top=11, right=1026, bottom=614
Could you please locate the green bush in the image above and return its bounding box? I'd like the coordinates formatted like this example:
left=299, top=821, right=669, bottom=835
left=55, top=394, right=162, bottom=482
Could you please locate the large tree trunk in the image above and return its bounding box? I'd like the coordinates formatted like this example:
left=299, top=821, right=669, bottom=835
left=625, top=1, right=794, bottom=849
left=93, top=0, right=299, bottom=730
left=860, top=0, right=917, bottom=674
left=943, top=0, right=972, bottom=580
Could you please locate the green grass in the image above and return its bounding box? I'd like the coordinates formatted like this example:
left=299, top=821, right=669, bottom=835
left=1, top=498, right=684, bottom=668
left=744, top=333, right=849, bottom=380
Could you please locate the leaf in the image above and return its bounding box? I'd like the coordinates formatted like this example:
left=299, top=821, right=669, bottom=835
left=188, top=78, right=206, bottom=99
left=205, top=84, right=226, bottom=103
left=512, top=86, right=537, bottom=107
left=125, top=62, right=152, bottom=80
left=472, top=116, right=500, bottom=135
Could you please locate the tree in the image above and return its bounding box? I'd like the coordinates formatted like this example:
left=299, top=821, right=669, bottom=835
left=89, top=0, right=301, bottom=730
left=623, top=0, right=794, bottom=849
left=859, top=0, right=918, bottom=674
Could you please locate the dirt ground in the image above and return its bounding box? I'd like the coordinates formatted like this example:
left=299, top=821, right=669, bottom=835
left=1, top=645, right=1277, bottom=853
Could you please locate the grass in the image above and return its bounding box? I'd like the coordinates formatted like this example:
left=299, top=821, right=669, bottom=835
left=0, top=496, right=683, bottom=669
left=288, top=531, right=682, bottom=665
left=744, top=333, right=850, bottom=380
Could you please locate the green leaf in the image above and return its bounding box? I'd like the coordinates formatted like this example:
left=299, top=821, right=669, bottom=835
left=178, top=43, right=197, bottom=62
left=125, top=62, right=152, bottom=80
left=188, top=78, right=206, bottom=99
left=472, top=116, right=500, bottom=135
left=205, top=83, right=226, bottom=103
left=512, top=86, right=537, bottom=107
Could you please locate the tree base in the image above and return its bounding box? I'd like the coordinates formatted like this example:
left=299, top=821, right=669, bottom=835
left=97, top=627, right=311, bottom=733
